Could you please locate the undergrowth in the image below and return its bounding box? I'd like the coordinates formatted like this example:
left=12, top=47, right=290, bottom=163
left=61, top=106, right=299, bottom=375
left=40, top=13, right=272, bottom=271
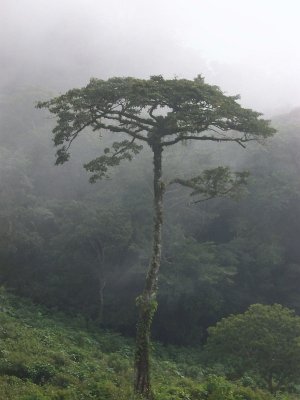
left=0, top=288, right=291, bottom=399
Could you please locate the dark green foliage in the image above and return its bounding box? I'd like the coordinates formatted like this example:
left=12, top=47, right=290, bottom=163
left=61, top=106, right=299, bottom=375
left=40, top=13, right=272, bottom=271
left=0, top=289, right=276, bottom=400
left=85, top=140, right=143, bottom=181
left=36, top=77, right=271, bottom=172
left=36, top=75, right=274, bottom=187
left=37, top=75, right=275, bottom=155
left=171, top=167, right=249, bottom=203
left=2, top=87, right=300, bottom=350
left=206, top=304, right=300, bottom=393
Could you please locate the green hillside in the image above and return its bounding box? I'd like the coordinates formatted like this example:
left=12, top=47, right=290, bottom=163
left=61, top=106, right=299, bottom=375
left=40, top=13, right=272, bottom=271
left=0, top=288, right=283, bottom=400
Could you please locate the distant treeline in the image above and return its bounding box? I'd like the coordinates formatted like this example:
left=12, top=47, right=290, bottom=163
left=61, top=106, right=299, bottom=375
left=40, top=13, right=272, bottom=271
left=1, top=87, right=300, bottom=345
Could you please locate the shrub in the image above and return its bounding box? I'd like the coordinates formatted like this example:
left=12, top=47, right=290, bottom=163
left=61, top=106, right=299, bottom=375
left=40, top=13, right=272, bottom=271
left=206, top=304, right=300, bottom=393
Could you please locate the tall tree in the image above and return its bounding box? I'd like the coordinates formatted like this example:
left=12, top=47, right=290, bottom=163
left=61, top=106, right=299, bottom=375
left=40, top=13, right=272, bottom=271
left=38, top=75, right=275, bottom=399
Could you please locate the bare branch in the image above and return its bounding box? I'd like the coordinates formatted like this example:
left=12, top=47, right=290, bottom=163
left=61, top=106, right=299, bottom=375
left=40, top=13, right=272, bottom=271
left=108, top=109, right=155, bottom=127
left=95, top=122, right=149, bottom=142
left=93, top=110, right=153, bottom=133
left=149, top=104, right=159, bottom=121
left=65, top=119, right=97, bottom=151
left=111, top=137, right=136, bottom=158
left=162, top=134, right=256, bottom=147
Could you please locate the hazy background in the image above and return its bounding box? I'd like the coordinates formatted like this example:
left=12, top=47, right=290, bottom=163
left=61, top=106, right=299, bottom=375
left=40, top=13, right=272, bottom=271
left=1, top=0, right=300, bottom=114
left=2, top=0, right=300, bottom=348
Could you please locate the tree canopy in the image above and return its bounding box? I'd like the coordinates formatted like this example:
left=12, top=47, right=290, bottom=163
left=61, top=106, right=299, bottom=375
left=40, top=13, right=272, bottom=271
left=37, top=75, right=275, bottom=178
left=206, top=304, right=300, bottom=393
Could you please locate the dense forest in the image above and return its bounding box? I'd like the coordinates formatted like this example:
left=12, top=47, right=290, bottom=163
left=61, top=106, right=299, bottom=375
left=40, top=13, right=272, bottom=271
left=2, top=0, right=300, bottom=397
left=1, top=85, right=300, bottom=398
left=1, top=87, right=300, bottom=341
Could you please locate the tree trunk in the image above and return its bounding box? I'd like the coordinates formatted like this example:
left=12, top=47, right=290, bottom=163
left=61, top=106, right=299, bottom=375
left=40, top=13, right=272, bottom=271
left=90, top=239, right=106, bottom=324
left=98, top=278, right=106, bottom=324
left=267, top=372, right=274, bottom=394
left=134, top=145, right=164, bottom=399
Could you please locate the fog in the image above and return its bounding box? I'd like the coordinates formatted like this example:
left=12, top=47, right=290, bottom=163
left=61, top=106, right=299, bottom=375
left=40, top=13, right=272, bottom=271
left=2, top=0, right=300, bottom=114
left=3, top=0, right=300, bottom=357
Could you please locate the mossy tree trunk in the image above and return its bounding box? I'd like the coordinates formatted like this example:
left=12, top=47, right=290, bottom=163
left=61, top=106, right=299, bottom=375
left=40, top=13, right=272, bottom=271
left=134, top=143, right=164, bottom=399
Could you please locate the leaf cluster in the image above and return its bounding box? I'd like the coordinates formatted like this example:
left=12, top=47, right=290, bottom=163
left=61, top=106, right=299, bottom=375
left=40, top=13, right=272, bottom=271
left=171, top=167, right=249, bottom=203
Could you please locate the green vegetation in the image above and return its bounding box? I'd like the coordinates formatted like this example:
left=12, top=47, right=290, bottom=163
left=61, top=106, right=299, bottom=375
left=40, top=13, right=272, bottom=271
left=37, top=75, right=275, bottom=397
left=0, top=289, right=279, bottom=400
left=1, top=88, right=300, bottom=348
left=206, top=304, right=300, bottom=393
left=1, top=88, right=300, bottom=399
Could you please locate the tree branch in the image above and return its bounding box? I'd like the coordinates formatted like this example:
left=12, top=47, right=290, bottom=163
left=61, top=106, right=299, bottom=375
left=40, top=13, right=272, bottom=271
left=94, top=122, right=149, bottom=142
left=111, top=137, right=137, bottom=158
left=103, top=109, right=155, bottom=127
left=148, top=104, right=159, bottom=121
left=162, top=134, right=255, bottom=147
left=93, top=110, right=152, bottom=134
left=65, top=119, right=97, bottom=151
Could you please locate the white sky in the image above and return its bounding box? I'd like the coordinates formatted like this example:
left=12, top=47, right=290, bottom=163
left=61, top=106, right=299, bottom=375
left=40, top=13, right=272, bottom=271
left=1, top=0, right=300, bottom=114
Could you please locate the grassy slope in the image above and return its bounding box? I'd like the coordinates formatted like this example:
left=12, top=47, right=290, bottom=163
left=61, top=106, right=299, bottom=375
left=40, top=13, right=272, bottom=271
left=0, top=289, right=279, bottom=400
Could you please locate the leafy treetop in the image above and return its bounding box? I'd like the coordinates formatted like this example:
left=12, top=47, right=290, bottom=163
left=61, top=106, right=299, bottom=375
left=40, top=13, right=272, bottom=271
left=37, top=75, right=275, bottom=181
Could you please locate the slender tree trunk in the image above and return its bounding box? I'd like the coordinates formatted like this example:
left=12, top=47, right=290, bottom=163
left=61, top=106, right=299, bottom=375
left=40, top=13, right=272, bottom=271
left=267, top=373, right=274, bottom=394
left=90, top=239, right=106, bottom=324
left=134, top=144, right=164, bottom=399
left=98, top=278, right=106, bottom=324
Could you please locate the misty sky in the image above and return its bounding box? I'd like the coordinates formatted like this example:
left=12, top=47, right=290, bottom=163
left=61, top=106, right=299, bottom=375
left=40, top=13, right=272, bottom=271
left=2, top=0, right=300, bottom=114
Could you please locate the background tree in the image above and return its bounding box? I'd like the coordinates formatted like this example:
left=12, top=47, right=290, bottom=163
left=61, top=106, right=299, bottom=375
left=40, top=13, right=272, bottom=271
left=48, top=201, right=133, bottom=323
left=37, top=75, right=275, bottom=398
left=157, top=233, right=238, bottom=344
left=205, top=304, right=300, bottom=393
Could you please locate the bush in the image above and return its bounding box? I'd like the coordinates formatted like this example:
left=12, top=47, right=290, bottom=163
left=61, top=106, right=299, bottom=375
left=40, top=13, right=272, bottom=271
left=206, top=304, right=300, bottom=393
